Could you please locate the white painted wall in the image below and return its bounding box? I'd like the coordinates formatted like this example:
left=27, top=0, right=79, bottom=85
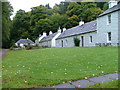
left=56, top=32, right=97, bottom=47
left=97, top=10, right=119, bottom=46
left=39, top=32, right=61, bottom=47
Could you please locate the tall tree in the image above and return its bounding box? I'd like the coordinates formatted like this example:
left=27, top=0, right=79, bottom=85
left=11, top=9, right=31, bottom=42
left=2, top=2, right=13, bottom=48
left=48, top=13, right=68, bottom=30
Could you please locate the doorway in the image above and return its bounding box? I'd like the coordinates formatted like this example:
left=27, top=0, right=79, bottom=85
left=61, top=40, right=63, bottom=47
left=81, top=36, right=84, bottom=47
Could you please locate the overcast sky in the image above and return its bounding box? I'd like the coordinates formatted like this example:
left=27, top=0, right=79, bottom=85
left=8, top=0, right=65, bottom=19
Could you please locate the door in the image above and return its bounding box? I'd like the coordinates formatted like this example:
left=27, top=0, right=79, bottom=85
left=81, top=36, right=84, bottom=47
left=61, top=40, right=63, bottom=47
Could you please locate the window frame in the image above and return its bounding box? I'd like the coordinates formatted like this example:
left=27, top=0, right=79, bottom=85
left=108, top=14, right=111, bottom=24
left=90, top=36, right=92, bottom=43
left=107, top=32, right=111, bottom=42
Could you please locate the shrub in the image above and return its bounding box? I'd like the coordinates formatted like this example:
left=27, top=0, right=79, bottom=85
left=26, top=45, right=33, bottom=50
left=74, top=37, right=80, bottom=46
left=10, top=45, right=19, bottom=50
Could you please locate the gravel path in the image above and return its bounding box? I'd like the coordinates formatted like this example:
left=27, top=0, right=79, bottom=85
left=0, top=49, right=9, bottom=59
left=45, top=72, right=119, bottom=88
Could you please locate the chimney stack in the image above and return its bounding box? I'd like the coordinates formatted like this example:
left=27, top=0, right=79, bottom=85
left=109, top=0, right=117, bottom=8
left=49, top=31, right=53, bottom=35
left=39, top=34, right=41, bottom=37
left=63, top=28, right=66, bottom=32
left=79, top=20, right=84, bottom=26
left=43, top=32, right=47, bottom=37
left=58, top=27, right=61, bottom=33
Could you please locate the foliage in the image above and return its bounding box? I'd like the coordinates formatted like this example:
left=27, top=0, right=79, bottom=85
left=74, top=37, right=80, bottom=46
left=9, top=44, right=19, bottom=50
left=34, top=18, right=53, bottom=36
left=48, top=13, right=68, bottom=31
left=65, top=15, right=79, bottom=28
left=25, top=45, right=33, bottom=50
left=2, top=2, right=13, bottom=48
left=11, top=10, right=31, bottom=42
left=3, top=47, right=118, bottom=88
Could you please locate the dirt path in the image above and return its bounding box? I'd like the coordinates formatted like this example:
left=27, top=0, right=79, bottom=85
left=0, top=49, right=9, bottom=59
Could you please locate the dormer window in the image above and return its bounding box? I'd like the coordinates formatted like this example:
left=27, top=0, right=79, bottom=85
left=108, top=14, right=111, bottom=23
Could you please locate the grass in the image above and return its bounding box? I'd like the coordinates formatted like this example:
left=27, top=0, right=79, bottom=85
left=88, top=79, right=119, bottom=88
left=2, top=47, right=118, bottom=88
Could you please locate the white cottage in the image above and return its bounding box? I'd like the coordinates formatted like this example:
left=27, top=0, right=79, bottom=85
left=38, top=28, right=61, bottom=47
left=15, top=38, right=35, bottom=48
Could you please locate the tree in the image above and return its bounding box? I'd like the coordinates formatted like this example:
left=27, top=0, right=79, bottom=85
left=2, top=2, right=13, bottom=48
left=11, top=10, right=31, bottom=42
left=34, top=18, right=54, bottom=38
left=66, top=2, right=103, bottom=22
left=55, top=2, right=69, bottom=14
left=48, top=13, right=68, bottom=30
left=103, top=2, right=109, bottom=11
left=65, top=15, right=79, bottom=28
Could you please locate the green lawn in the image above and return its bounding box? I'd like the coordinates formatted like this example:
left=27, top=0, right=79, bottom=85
left=2, top=47, right=118, bottom=88
left=88, top=79, right=119, bottom=88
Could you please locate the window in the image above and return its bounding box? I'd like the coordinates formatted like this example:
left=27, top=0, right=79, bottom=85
left=90, top=36, right=92, bottom=43
left=108, top=32, right=111, bottom=41
left=108, top=14, right=111, bottom=23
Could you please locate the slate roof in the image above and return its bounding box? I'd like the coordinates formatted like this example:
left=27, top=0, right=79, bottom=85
left=40, top=33, right=58, bottom=42
left=16, top=39, right=34, bottom=44
left=56, top=20, right=97, bottom=39
left=99, top=3, right=120, bottom=16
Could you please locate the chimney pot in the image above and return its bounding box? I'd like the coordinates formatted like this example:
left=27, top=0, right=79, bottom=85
left=49, top=31, right=53, bottom=35
left=109, top=0, right=117, bottom=8
left=63, top=28, right=66, bottom=32
left=43, top=32, right=47, bottom=37
left=79, top=20, right=84, bottom=26
left=58, top=27, right=61, bottom=33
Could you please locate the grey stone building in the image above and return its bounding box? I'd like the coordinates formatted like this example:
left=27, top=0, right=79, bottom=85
left=35, top=1, right=119, bottom=47
left=56, top=20, right=97, bottom=47
left=96, top=1, right=120, bottom=46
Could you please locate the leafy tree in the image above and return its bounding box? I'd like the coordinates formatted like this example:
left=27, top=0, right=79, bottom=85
left=2, top=2, right=13, bottom=48
left=56, top=2, right=69, bottom=14
left=65, top=15, right=79, bottom=28
left=52, top=6, right=61, bottom=14
left=34, top=18, right=54, bottom=38
left=66, top=2, right=103, bottom=22
left=11, top=9, right=31, bottom=42
left=66, top=2, right=81, bottom=17
left=103, top=2, right=109, bottom=11
left=48, top=13, right=68, bottom=30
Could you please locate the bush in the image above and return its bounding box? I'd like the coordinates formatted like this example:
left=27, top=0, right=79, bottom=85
left=74, top=37, right=80, bottom=46
left=26, top=45, right=33, bottom=50
left=10, top=45, right=19, bottom=50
